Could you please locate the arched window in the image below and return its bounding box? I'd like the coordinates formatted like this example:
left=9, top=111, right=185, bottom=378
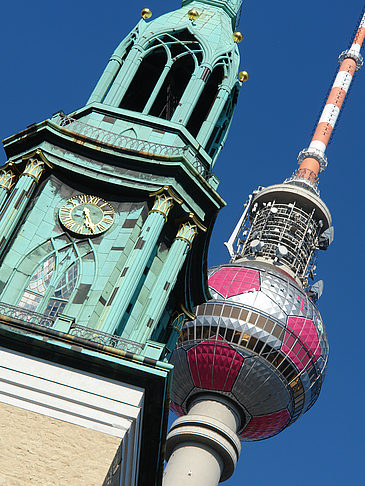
left=119, top=47, right=167, bottom=112
left=44, top=262, right=79, bottom=317
left=18, top=255, right=56, bottom=311
left=119, top=30, right=203, bottom=120
left=18, top=248, right=79, bottom=319
left=186, top=66, right=225, bottom=138
left=149, top=55, right=195, bottom=120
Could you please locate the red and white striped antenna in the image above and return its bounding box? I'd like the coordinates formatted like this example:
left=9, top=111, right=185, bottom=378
left=295, top=10, right=365, bottom=186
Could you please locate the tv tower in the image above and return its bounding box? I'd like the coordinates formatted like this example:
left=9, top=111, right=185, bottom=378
left=164, top=8, right=365, bottom=486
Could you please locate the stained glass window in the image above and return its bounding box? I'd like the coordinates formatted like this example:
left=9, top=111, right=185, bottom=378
left=18, top=255, right=79, bottom=320
left=45, top=263, right=79, bottom=317
left=18, top=255, right=55, bottom=311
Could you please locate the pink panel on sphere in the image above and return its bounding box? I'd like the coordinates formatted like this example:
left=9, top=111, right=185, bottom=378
left=282, top=316, right=321, bottom=371
left=170, top=401, right=184, bottom=417
left=240, top=409, right=290, bottom=440
left=209, top=267, right=260, bottom=298
left=188, top=338, right=244, bottom=391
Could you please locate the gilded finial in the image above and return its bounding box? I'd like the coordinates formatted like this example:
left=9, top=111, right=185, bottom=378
left=239, top=71, right=249, bottom=82
left=141, top=8, right=152, bottom=20
left=233, top=32, right=244, bottom=43
left=188, top=9, right=200, bottom=21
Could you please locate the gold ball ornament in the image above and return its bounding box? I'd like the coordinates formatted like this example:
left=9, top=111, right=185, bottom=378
left=188, top=9, right=200, bottom=21
left=141, top=8, right=152, bottom=20
left=233, top=32, right=244, bottom=43
left=239, top=71, right=249, bottom=82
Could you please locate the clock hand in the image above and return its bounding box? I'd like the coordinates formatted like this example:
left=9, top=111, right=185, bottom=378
left=82, top=207, right=95, bottom=234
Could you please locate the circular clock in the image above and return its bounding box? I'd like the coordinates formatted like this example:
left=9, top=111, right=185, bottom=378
left=59, top=194, right=115, bottom=236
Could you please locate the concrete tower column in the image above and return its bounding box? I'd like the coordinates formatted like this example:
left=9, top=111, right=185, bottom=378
left=163, top=395, right=242, bottom=486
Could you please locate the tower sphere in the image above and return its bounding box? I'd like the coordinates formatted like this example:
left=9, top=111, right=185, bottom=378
left=170, top=260, right=328, bottom=441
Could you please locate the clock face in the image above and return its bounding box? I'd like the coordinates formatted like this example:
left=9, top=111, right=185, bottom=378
left=59, top=195, right=115, bottom=235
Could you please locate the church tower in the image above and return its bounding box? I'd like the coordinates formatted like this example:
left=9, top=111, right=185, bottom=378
left=0, top=1, right=245, bottom=484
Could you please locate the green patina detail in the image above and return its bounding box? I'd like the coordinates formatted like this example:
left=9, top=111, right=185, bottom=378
left=86, top=0, right=243, bottom=169
left=0, top=0, right=244, bottom=363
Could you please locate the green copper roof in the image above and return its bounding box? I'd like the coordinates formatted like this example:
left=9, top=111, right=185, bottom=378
left=182, top=0, right=243, bottom=26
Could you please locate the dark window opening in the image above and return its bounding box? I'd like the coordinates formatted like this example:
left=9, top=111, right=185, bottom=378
left=119, top=47, right=167, bottom=112
left=186, top=66, right=224, bottom=138
left=161, top=30, right=202, bottom=61
left=149, top=55, right=195, bottom=120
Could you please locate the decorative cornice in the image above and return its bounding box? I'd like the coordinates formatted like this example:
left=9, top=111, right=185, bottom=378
left=149, top=185, right=184, bottom=205
left=22, top=149, right=53, bottom=170
left=188, top=212, right=207, bottom=232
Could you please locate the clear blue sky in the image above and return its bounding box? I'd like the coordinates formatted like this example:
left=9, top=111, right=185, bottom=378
left=1, top=1, right=364, bottom=485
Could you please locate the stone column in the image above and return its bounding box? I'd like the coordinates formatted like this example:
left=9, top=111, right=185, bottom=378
left=87, top=55, right=123, bottom=104
left=129, top=220, right=198, bottom=343
left=0, top=167, right=17, bottom=208
left=171, top=64, right=212, bottom=124
left=0, top=156, right=45, bottom=255
left=163, top=395, right=242, bottom=486
left=103, top=46, right=143, bottom=107
left=102, top=191, right=176, bottom=335
left=142, top=62, right=173, bottom=115
left=197, top=85, right=231, bottom=147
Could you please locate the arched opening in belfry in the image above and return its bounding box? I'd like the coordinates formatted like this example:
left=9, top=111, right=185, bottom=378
left=186, top=66, right=225, bottom=138
left=119, top=29, right=203, bottom=119
left=149, top=55, right=195, bottom=120
left=119, top=47, right=167, bottom=112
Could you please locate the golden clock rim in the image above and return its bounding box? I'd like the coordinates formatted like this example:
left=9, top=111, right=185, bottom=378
left=59, top=194, right=115, bottom=235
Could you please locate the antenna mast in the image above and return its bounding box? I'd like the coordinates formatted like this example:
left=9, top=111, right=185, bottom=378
left=296, top=11, right=365, bottom=185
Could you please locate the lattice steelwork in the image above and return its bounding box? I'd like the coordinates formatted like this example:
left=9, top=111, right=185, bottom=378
left=170, top=261, right=328, bottom=441
left=241, top=200, right=320, bottom=281
left=165, top=5, right=365, bottom=480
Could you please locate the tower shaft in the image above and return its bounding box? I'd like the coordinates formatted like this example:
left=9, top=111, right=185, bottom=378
left=168, top=6, right=365, bottom=486
left=298, top=12, right=365, bottom=181
left=163, top=396, right=241, bottom=486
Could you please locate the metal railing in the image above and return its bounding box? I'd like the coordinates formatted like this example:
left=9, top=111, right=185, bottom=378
left=55, top=115, right=187, bottom=157
left=69, top=323, right=144, bottom=354
left=284, top=168, right=320, bottom=194
left=0, top=302, right=144, bottom=354
left=0, top=302, right=55, bottom=328
left=53, top=114, right=211, bottom=179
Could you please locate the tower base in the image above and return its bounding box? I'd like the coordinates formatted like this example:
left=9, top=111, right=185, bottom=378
left=163, top=396, right=241, bottom=486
